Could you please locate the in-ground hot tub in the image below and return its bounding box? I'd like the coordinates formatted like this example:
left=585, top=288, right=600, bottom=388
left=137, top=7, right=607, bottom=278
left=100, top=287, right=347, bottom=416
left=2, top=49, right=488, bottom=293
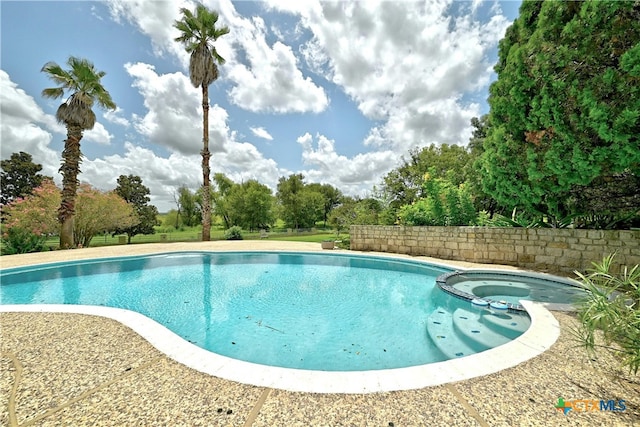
left=436, top=270, right=589, bottom=312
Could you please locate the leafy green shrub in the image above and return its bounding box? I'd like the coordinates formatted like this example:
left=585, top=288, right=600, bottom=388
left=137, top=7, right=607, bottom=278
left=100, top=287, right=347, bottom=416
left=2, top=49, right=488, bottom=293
left=475, top=210, right=492, bottom=226
left=398, top=199, right=438, bottom=226
left=161, top=210, right=182, bottom=229
left=336, top=237, right=350, bottom=249
left=158, top=226, right=176, bottom=234
left=224, top=226, right=243, bottom=240
left=1, top=227, right=48, bottom=254
left=573, top=254, right=640, bottom=374
left=397, top=171, right=476, bottom=226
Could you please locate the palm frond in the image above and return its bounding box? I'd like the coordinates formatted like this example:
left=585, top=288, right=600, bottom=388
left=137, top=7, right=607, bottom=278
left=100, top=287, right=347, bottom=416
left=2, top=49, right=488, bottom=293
left=41, top=62, right=75, bottom=98
left=41, top=87, right=65, bottom=100
left=212, top=26, right=230, bottom=41
left=174, top=2, right=229, bottom=80
left=42, top=56, right=115, bottom=129
left=210, top=46, right=227, bottom=65
left=573, top=254, right=640, bottom=374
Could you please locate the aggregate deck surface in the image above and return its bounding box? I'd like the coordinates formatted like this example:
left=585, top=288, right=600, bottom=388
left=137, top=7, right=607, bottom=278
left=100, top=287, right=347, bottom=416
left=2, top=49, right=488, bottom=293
left=1, top=241, right=638, bottom=426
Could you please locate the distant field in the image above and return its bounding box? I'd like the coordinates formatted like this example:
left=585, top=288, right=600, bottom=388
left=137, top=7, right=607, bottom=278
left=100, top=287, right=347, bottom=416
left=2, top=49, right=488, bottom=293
left=40, top=228, right=344, bottom=248
left=269, top=233, right=338, bottom=243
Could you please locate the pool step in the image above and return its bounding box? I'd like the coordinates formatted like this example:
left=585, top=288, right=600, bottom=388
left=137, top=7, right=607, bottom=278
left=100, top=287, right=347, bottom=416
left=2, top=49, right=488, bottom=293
left=481, top=309, right=530, bottom=339
left=426, top=307, right=479, bottom=360
left=451, top=308, right=522, bottom=351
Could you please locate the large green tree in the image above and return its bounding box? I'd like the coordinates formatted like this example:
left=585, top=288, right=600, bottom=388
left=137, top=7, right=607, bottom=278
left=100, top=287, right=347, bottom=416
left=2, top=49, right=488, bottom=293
left=397, top=169, right=477, bottom=226
left=466, top=116, right=502, bottom=216
left=227, top=179, right=274, bottom=231
left=481, top=0, right=640, bottom=226
left=276, top=174, right=324, bottom=229
left=174, top=3, right=230, bottom=241
left=212, top=172, right=234, bottom=228
left=74, top=184, right=138, bottom=248
left=0, top=152, right=49, bottom=206
left=381, top=143, right=473, bottom=212
left=176, top=186, right=200, bottom=227
left=113, top=175, right=159, bottom=243
left=41, top=57, right=116, bottom=248
left=329, top=196, right=382, bottom=234
left=298, top=190, right=324, bottom=229
left=276, top=173, right=306, bottom=229
left=306, top=183, right=342, bottom=227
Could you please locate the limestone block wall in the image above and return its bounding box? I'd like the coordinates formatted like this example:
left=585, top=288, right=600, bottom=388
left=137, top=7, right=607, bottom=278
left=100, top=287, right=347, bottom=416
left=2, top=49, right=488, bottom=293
left=350, top=225, right=640, bottom=275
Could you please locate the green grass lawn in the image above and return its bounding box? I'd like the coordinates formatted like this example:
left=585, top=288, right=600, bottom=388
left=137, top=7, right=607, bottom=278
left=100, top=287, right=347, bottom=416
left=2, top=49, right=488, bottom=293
left=40, top=228, right=345, bottom=249
left=265, top=233, right=338, bottom=243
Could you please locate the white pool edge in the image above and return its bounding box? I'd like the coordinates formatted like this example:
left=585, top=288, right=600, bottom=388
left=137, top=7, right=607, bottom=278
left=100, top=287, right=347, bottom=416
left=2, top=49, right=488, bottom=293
left=0, top=300, right=558, bottom=394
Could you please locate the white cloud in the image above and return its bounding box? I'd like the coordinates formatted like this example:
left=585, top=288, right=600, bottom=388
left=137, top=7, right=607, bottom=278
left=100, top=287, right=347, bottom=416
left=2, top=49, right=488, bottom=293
left=0, top=70, right=61, bottom=179
left=118, top=62, right=291, bottom=210
left=103, top=106, right=130, bottom=127
left=80, top=142, right=202, bottom=211
left=108, top=0, right=328, bottom=115
left=107, top=0, right=190, bottom=59
left=0, top=67, right=285, bottom=212
left=107, top=0, right=512, bottom=199
left=125, top=62, right=205, bottom=155
left=296, top=132, right=397, bottom=195
left=226, top=20, right=328, bottom=113
left=19, top=0, right=514, bottom=210
left=267, top=0, right=510, bottom=152
left=250, top=126, right=273, bottom=140
left=471, top=0, right=484, bottom=14
left=84, top=122, right=113, bottom=145
left=90, top=5, right=105, bottom=21
left=78, top=138, right=287, bottom=212
left=0, top=70, right=121, bottom=192
left=4, top=58, right=116, bottom=155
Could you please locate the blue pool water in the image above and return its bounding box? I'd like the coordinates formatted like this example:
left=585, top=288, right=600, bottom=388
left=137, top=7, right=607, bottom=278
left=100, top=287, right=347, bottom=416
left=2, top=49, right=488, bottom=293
left=0, top=252, right=531, bottom=371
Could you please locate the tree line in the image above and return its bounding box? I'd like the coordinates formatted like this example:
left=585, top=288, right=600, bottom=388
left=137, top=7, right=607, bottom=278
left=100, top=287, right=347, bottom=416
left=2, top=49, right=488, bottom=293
left=0, top=149, right=377, bottom=248
left=0, top=152, right=158, bottom=252
left=162, top=173, right=343, bottom=232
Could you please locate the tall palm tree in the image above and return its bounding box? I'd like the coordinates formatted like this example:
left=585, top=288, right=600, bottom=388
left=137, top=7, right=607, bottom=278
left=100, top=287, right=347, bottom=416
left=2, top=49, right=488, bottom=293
left=41, top=56, right=115, bottom=248
left=174, top=3, right=230, bottom=241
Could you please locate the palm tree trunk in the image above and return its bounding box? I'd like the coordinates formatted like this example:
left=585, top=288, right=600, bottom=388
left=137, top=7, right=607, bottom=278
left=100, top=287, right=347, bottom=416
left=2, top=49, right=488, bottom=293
left=201, top=84, right=211, bottom=241
left=58, top=124, right=83, bottom=249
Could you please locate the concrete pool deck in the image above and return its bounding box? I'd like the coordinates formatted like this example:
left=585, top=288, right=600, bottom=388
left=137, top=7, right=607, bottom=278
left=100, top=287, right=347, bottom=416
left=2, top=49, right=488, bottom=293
left=1, top=241, right=638, bottom=425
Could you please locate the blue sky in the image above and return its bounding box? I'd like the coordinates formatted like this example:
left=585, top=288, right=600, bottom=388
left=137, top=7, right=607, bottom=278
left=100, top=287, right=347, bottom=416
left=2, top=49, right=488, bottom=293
left=1, top=0, right=521, bottom=212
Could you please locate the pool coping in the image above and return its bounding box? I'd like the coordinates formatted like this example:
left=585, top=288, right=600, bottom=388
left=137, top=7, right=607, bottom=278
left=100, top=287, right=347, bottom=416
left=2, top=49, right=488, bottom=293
left=0, top=248, right=561, bottom=394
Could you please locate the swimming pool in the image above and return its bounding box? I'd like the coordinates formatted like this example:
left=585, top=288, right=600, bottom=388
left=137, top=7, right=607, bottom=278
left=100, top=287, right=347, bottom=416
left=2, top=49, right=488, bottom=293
left=0, top=249, right=557, bottom=393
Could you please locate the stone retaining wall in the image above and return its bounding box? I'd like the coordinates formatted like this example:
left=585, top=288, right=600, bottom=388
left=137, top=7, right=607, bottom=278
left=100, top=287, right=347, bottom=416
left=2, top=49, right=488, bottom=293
left=350, top=225, right=640, bottom=275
